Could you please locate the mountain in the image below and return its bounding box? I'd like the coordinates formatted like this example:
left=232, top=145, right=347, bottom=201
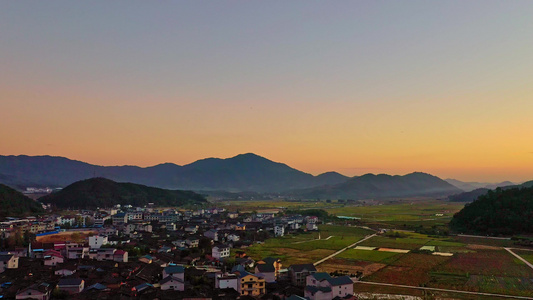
left=448, top=188, right=490, bottom=202
left=445, top=179, right=515, bottom=192
left=484, top=181, right=515, bottom=190
left=38, top=178, right=207, bottom=209
left=0, top=184, right=44, bottom=218
left=314, top=172, right=350, bottom=186
left=293, top=172, right=462, bottom=200
left=0, top=154, right=350, bottom=192
left=445, top=179, right=481, bottom=192
left=450, top=186, right=533, bottom=235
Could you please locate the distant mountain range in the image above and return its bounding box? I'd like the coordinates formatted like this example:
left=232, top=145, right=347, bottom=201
left=445, top=178, right=515, bottom=192
left=291, top=172, right=462, bottom=200
left=0, top=153, right=499, bottom=200
left=39, top=178, right=207, bottom=209
left=0, top=184, right=44, bottom=218
left=0, top=153, right=348, bottom=193
left=448, top=180, right=533, bottom=203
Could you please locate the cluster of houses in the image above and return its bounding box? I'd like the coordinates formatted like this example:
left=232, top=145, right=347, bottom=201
left=0, top=205, right=357, bottom=299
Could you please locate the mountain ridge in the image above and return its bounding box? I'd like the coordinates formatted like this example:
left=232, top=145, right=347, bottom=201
left=39, top=177, right=207, bottom=209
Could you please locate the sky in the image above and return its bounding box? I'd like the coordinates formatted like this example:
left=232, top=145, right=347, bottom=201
left=1, top=1, right=533, bottom=182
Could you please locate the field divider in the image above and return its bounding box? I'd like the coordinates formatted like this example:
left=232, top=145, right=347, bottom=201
left=505, top=247, right=533, bottom=270
left=313, top=233, right=377, bottom=266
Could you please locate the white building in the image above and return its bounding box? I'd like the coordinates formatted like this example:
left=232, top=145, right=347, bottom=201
left=304, top=273, right=353, bottom=300
left=274, top=225, right=285, bottom=237
left=215, top=273, right=238, bottom=291
left=89, top=235, right=108, bottom=249
left=212, top=244, right=230, bottom=260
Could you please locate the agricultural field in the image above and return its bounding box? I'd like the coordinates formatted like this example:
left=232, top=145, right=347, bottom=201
left=218, top=199, right=338, bottom=212
left=360, top=238, right=533, bottom=297
left=244, top=225, right=374, bottom=266
left=233, top=198, right=533, bottom=298
left=513, top=249, right=533, bottom=264
left=324, top=199, right=464, bottom=227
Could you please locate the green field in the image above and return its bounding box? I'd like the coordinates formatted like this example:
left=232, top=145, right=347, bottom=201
left=324, top=199, right=464, bottom=225
left=229, top=198, right=533, bottom=298
left=244, top=225, right=374, bottom=265
left=337, top=249, right=400, bottom=263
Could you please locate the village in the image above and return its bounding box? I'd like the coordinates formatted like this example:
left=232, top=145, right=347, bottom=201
left=0, top=205, right=354, bottom=300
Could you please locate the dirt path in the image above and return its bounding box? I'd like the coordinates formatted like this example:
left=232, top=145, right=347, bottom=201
left=505, top=247, right=533, bottom=270
left=313, top=233, right=377, bottom=266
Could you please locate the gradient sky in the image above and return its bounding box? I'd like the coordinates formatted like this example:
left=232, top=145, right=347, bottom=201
left=1, top=1, right=533, bottom=182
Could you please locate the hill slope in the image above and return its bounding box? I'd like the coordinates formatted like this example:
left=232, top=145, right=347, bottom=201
left=448, top=188, right=490, bottom=202
left=0, top=154, right=350, bottom=192
left=450, top=187, right=533, bottom=235
left=293, top=172, right=462, bottom=199
left=0, top=184, right=44, bottom=218
left=39, top=178, right=207, bottom=209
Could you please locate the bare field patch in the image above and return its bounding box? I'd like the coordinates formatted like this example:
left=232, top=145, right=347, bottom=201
left=317, top=258, right=386, bottom=276
left=36, top=230, right=97, bottom=243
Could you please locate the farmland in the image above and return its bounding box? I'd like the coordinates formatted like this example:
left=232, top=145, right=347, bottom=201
left=237, top=198, right=533, bottom=298
left=244, top=224, right=374, bottom=266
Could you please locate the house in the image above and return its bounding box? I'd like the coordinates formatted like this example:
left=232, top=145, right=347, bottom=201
left=139, top=255, right=153, bottom=264
left=212, top=244, right=230, bottom=260
left=215, top=273, right=238, bottom=291
left=228, top=212, right=239, bottom=219
left=184, top=225, right=198, bottom=234
left=227, top=233, right=240, bottom=242
left=274, top=225, right=285, bottom=237
left=304, top=272, right=353, bottom=300
left=0, top=254, right=19, bottom=273
left=160, top=275, right=185, bottom=291
left=185, top=237, right=199, bottom=248
left=306, top=223, right=318, bottom=231
left=162, top=265, right=185, bottom=280
left=112, top=213, right=127, bottom=225
left=289, top=264, right=317, bottom=287
left=235, top=224, right=246, bottom=231
left=57, top=278, right=85, bottom=294
left=172, top=239, right=186, bottom=248
left=255, top=263, right=276, bottom=283
left=88, top=235, right=108, bottom=249
left=43, top=251, right=64, bottom=266
left=67, top=247, right=89, bottom=259
left=96, top=248, right=115, bottom=261
left=16, top=282, right=52, bottom=300
left=113, top=250, right=128, bottom=262
left=258, top=257, right=282, bottom=279
left=55, top=265, right=77, bottom=277
left=234, top=269, right=265, bottom=297
left=204, top=229, right=219, bottom=241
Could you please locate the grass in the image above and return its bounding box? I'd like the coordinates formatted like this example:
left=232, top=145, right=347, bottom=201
left=324, top=199, right=464, bottom=224
left=337, top=249, right=400, bottom=263
left=245, top=224, right=374, bottom=265
left=511, top=249, right=533, bottom=264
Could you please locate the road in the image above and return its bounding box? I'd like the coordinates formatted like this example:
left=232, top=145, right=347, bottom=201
left=313, top=233, right=377, bottom=266
left=457, top=234, right=511, bottom=240
left=505, top=247, right=533, bottom=270
left=354, top=281, right=533, bottom=299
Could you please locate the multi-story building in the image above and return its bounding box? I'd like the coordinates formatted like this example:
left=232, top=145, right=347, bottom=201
left=235, top=270, right=265, bottom=297
left=304, top=272, right=353, bottom=300
left=212, top=244, right=230, bottom=260
left=89, top=235, right=108, bottom=248
left=289, top=264, right=317, bottom=287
